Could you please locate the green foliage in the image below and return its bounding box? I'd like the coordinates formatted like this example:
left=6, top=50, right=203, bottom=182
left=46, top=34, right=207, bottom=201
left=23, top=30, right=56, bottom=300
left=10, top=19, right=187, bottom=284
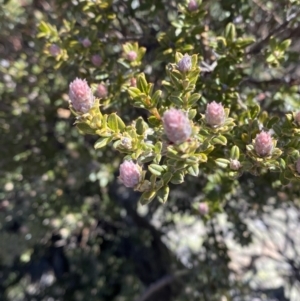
left=2, top=0, right=300, bottom=300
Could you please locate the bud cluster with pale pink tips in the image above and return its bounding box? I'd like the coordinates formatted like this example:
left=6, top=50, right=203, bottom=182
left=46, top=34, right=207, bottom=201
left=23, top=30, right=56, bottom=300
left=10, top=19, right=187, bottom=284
left=91, top=54, right=102, bottom=67
left=49, top=44, right=61, bottom=56
left=81, top=38, right=91, bottom=48
left=130, top=77, right=137, bottom=87
left=230, top=159, right=241, bottom=171
left=96, top=83, right=108, bottom=98
left=199, top=202, right=209, bottom=215
left=119, top=161, right=141, bottom=188
left=162, top=108, right=192, bottom=144
left=126, top=51, right=137, bottom=61
left=188, top=0, right=198, bottom=12
left=177, top=54, right=192, bottom=72
left=254, top=131, right=273, bottom=157
left=69, top=78, right=94, bottom=113
left=205, top=101, right=226, bottom=127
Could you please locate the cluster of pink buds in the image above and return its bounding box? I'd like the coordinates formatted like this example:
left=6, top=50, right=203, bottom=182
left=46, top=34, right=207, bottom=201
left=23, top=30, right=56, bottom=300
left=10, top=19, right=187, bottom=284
left=199, top=202, right=209, bottom=215
left=188, top=0, right=198, bottom=12
left=230, top=159, right=241, bottom=171
left=126, top=51, right=137, bottom=62
left=96, top=83, right=108, bottom=98
left=91, top=54, right=102, bottom=67
left=119, top=161, right=141, bottom=188
left=177, top=54, right=192, bottom=72
left=49, top=44, right=61, bottom=56
left=205, top=101, right=226, bottom=127
left=254, top=131, right=273, bottom=157
left=130, top=77, right=137, bottom=87
left=162, top=108, right=192, bottom=144
left=81, top=38, right=91, bottom=48
left=69, top=78, right=94, bottom=113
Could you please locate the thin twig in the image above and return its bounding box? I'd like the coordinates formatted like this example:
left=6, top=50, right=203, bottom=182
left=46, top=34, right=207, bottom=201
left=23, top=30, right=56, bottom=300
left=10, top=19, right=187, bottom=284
left=251, top=0, right=282, bottom=24
left=135, top=270, right=188, bottom=301
left=247, top=10, right=300, bottom=54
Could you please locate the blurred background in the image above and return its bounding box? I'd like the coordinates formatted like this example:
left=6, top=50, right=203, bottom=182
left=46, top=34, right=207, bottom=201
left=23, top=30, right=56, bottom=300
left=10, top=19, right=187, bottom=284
left=1, top=0, right=300, bottom=300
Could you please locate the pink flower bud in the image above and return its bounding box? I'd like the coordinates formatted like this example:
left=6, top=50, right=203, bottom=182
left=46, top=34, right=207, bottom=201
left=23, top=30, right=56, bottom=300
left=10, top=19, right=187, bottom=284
left=205, top=101, right=226, bottom=127
left=96, top=83, right=108, bottom=98
left=230, top=159, right=241, bottom=171
left=199, top=202, right=209, bottom=215
left=295, top=111, right=300, bottom=125
left=296, top=158, right=300, bottom=174
left=162, top=108, right=192, bottom=144
left=188, top=0, right=198, bottom=12
left=91, top=54, right=102, bottom=67
left=119, top=161, right=141, bottom=188
left=49, top=44, right=61, bottom=56
left=126, top=51, right=137, bottom=61
left=69, top=78, right=94, bottom=113
left=81, top=38, right=91, bottom=48
left=130, top=77, right=137, bottom=87
left=177, top=54, right=192, bottom=72
left=254, top=131, right=273, bottom=157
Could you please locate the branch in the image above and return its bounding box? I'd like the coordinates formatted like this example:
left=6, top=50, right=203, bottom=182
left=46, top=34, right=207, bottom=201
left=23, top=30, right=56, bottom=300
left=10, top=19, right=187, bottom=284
left=135, top=270, right=188, bottom=301
left=240, top=76, right=300, bottom=88
left=247, top=9, right=300, bottom=54
left=251, top=0, right=282, bottom=24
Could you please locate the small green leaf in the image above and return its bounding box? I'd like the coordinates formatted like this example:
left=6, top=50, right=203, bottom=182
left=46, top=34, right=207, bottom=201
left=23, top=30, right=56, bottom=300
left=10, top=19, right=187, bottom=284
left=38, top=21, right=51, bottom=34
left=175, top=52, right=183, bottom=63
left=94, top=137, right=112, bottom=149
left=279, top=39, right=291, bottom=51
left=169, top=95, right=184, bottom=106
left=212, top=135, right=227, bottom=145
left=148, top=164, right=166, bottom=176
left=273, top=124, right=282, bottom=136
left=107, top=113, right=125, bottom=132
left=136, top=117, right=148, bottom=135
left=137, top=73, right=148, bottom=94
left=139, top=190, right=157, bottom=205
left=76, top=123, right=96, bottom=135
left=169, top=73, right=183, bottom=90
left=157, top=186, right=170, bottom=204
left=235, top=37, right=255, bottom=48
left=148, top=116, right=161, bottom=127
left=128, top=87, right=141, bottom=98
left=166, top=148, right=180, bottom=159
left=248, top=104, right=260, bottom=119
left=266, top=116, right=280, bottom=129
left=230, top=145, right=240, bottom=160
left=191, top=54, right=198, bottom=68
left=225, top=22, right=236, bottom=42
left=188, top=109, right=197, bottom=119
left=279, top=172, right=290, bottom=186
left=187, top=164, right=199, bottom=176
left=153, top=154, right=162, bottom=164
left=215, top=158, right=230, bottom=168
left=186, top=156, right=199, bottom=164
left=197, top=153, right=208, bottom=162
left=155, top=142, right=163, bottom=153
left=188, top=68, right=200, bottom=85
left=139, top=155, right=155, bottom=163
left=170, top=171, right=185, bottom=184
left=162, top=172, right=173, bottom=184
left=188, top=93, right=201, bottom=106
left=151, top=90, right=162, bottom=106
